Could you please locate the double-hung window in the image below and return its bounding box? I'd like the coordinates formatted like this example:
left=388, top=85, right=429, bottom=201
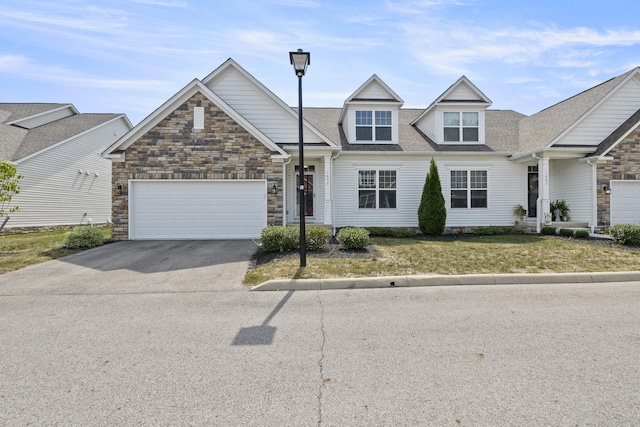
left=355, top=110, right=392, bottom=142
left=450, top=170, right=487, bottom=208
left=358, top=170, right=397, bottom=208
left=443, top=112, right=479, bottom=142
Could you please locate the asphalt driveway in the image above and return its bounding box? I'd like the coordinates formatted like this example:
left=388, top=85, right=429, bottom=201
left=0, top=240, right=258, bottom=295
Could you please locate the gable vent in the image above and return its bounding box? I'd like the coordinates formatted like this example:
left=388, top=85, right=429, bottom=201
left=194, top=107, right=204, bottom=130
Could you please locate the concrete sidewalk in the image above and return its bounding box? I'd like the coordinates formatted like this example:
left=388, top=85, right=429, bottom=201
left=251, top=271, right=640, bottom=291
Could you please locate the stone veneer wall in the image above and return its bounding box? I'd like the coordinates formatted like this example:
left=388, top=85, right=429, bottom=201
left=111, top=92, right=283, bottom=240
left=596, top=125, right=640, bottom=231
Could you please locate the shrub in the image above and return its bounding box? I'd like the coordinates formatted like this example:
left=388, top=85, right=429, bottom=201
left=559, top=228, right=574, bottom=237
left=609, top=224, right=640, bottom=245
left=418, top=158, right=446, bottom=236
left=574, top=230, right=590, bottom=239
left=541, top=226, right=556, bottom=235
left=260, top=226, right=299, bottom=252
left=365, top=227, right=415, bottom=238
left=306, top=227, right=331, bottom=251
left=336, top=227, right=370, bottom=250
left=473, top=226, right=503, bottom=235
left=64, top=226, right=105, bottom=249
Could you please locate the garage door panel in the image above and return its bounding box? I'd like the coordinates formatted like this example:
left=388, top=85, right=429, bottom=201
left=611, top=181, right=640, bottom=226
left=131, top=180, right=267, bottom=239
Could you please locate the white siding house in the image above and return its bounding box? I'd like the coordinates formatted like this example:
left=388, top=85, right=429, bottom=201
left=0, top=103, right=132, bottom=229
left=102, top=59, right=640, bottom=239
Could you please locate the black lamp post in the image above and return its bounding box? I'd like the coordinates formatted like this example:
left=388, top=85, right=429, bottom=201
left=290, top=49, right=310, bottom=267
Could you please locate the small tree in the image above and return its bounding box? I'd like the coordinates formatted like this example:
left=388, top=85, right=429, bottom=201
left=418, top=158, right=446, bottom=235
left=0, top=161, right=23, bottom=218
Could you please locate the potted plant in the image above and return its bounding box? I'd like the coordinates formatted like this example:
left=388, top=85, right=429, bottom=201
left=513, top=204, right=526, bottom=223
left=551, top=199, right=570, bottom=221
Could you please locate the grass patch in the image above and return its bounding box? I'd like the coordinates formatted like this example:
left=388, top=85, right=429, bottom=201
left=0, top=228, right=111, bottom=274
left=243, top=235, right=640, bottom=286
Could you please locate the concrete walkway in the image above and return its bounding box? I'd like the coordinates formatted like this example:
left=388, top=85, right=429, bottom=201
left=251, top=271, right=640, bottom=291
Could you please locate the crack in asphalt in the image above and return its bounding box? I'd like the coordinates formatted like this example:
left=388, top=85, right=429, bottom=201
left=317, top=291, right=326, bottom=426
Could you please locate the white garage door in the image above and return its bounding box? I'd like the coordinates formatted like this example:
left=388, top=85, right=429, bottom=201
left=130, top=180, right=267, bottom=239
left=610, top=180, right=640, bottom=225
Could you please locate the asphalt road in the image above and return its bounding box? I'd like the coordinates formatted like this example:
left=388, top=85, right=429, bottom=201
left=1, top=242, right=639, bottom=425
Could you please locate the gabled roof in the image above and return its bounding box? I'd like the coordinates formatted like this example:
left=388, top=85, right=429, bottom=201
left=411, top=76, right=492, bottom=125
left=203, top=58, right=337, bottom=148
left=344, top=74, right=404, bottom=104
left=103, top=79, right=288, bottom=158
left=0, top=103, right=69, bottom=123
left=0, top=103, right=127, bottom=162
left=518, top=67, right=640, bottom=154
left=303, top=107, right=522, bottom=153
left=339, top=74, right=404, bottom=123
left=592, top=107, right=640, bottom=157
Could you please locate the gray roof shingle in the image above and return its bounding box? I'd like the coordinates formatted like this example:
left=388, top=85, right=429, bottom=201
left=301, top=107, right=523, bottom=153
left=0, top=103, right=68, bottom=123
left=517, top=69, right=634, bottom=153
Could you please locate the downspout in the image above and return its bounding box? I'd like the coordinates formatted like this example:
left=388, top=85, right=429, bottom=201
left=587, top=159, right=597, bottom=233
left=282, top=157, right=292, bottom=227
left=330, top=150, right=341, bottom=236
left=532, top=154, right=542, bottom=234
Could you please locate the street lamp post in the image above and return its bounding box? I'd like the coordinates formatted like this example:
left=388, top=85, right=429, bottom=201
left=289, top=49, right=310, bottom=268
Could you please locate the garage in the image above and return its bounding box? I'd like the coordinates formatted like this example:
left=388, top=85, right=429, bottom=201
left=129, top=180, right=267, bottom=239
left=610, top=180, right=640, bottom=225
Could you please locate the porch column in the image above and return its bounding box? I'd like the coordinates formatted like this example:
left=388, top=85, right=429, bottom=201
left=324, top=155, right=332, bottom=225
left=540, top=156, right=551, bottom=226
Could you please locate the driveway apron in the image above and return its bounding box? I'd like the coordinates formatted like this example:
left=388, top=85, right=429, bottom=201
left=0, top=240, right=257, bottom=295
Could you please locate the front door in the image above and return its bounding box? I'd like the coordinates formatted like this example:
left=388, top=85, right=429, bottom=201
left=295, top=166, right=315, bottom=218
left=528, top=166, right=538, bottom=218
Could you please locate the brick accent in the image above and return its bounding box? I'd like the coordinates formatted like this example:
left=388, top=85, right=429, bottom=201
left=111, top=92, right=283, bottom=240
left=596, top=125, right=640, bottom=231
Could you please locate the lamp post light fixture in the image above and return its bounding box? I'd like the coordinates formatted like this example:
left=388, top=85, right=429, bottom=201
left=290, top=49, right=310, bottom=267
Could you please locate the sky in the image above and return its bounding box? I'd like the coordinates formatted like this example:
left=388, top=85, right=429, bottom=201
left=1, top=0, right=640, bottom=125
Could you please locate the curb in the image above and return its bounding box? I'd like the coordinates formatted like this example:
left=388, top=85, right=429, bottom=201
left=250, top=271, right=640, bottom=291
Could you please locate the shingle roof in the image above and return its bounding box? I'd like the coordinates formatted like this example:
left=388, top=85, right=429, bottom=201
left=592, top=107, right=640, bottom=156
left=301, top=107, right=523, bottom=153
left=518, top=69, right=635, bottom=153
left=0, top=103, right=68, bottom=123
left=1, top=112, right=121, bottom=161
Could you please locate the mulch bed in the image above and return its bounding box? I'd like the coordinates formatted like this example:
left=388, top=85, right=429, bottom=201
left=250, top=233, right=640, bottom=268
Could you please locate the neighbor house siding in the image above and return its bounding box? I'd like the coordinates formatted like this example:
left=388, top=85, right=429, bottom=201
left=11, top=106, right=76, bottom=129
left=332, top=154, right=524, bottom=229
left=549, top=160, right=593, bottom=223
left=560, top=76, right=640, bottom=146
left=111, top=92, right=284, bottom=240
left=205, top=67, right=323, bottom=144
left=7, top=117, right=129, bottom=228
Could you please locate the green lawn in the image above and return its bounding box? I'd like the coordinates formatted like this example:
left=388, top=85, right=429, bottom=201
left=0, top=228, right=111, bottom=274
left=243, top=235, right=640, bottom=286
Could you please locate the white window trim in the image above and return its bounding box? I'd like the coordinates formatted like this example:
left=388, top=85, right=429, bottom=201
left=436, top=108, right=485, bottom=144
left=347, top=107, right=399, bottom=144
left=448, top=168, right=490, bottom=209
left=356, top=168, right=399, bottom=210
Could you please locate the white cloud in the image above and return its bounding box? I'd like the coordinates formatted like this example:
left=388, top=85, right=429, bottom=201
left=0, top=55, right=165, bottom=90
left=399, top=22, right=640, bottom=76
left=131, top=0, right=189, bottom=7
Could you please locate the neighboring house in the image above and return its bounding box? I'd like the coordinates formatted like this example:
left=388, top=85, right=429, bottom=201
left=102, top=59, right=640, bottom=240
left=0, top=103, right=132, bottom=230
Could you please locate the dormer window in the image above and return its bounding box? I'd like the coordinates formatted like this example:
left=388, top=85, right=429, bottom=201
left=355, top=110, right=392, bottom=141
left=444, top=112, right=479, bottom=142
